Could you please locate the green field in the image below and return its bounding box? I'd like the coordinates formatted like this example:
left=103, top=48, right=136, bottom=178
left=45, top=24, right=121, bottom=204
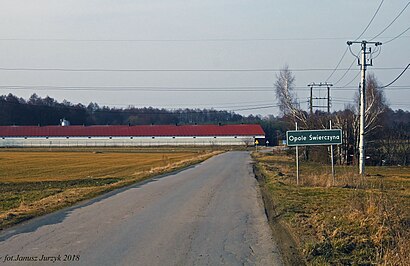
left=0, top=148, right=219, bottom=230
left=253, top=151, right=410, bottom=265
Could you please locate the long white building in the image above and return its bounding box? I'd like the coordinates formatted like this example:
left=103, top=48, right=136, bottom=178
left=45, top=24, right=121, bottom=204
left=0, top=124, right=265, bottom=147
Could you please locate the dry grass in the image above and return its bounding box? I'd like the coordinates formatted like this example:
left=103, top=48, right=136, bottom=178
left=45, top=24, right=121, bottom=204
left=0, top=148, right=220, bottom=230
left=0, top=151, right=200, bottom=182
left=253, top=151, right=410, bottom=265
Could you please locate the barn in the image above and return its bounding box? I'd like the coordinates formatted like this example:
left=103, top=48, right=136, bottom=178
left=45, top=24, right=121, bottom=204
left=0, top=124, right=265, bottom=147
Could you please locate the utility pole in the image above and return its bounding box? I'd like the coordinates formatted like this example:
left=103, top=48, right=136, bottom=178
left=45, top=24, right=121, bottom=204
left=307, top=82, right=333, bottom=114
left=347, top=40, right=382, bottom=175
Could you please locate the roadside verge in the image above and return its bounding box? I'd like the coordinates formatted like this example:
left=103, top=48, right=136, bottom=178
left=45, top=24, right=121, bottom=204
left=252, top=151, right=409, bottom=265
left=253, top=161, right=306, bottom=266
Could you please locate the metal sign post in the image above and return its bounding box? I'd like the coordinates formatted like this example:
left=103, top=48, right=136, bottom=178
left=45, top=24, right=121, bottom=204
left=295, top=122, right=299, bottom=185
left=286, top=127, right=342, bottom=187
left=330, top=121, right=335, bottom=185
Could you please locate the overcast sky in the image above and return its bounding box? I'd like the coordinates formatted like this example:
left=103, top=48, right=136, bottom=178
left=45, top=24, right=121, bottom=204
left=0, top=0, right=409, bottom=117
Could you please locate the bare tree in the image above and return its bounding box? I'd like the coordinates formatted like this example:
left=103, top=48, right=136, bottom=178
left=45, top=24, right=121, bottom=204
left=274, top=66, right=307, bottom=127
left=354, top=73, right=388, bottom=135
left=365, top=74, right=388, bottom=134
left=348, top=74, right=389, bottom=165
left=333, top=107, right=357, bottom=165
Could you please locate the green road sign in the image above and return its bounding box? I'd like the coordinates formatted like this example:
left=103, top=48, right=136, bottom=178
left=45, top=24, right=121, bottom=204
left=286, top=129, right=342, bottom=146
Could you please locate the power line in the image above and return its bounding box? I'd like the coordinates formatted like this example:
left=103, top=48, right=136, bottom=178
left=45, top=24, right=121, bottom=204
left=370, top=1, right=410, bottom=41
left=332, top=99, right=355, bottom=103
left=325, top=47, right=348, bottom=82
left=1, top=85, right=409, bottom=92
left=333, top=58, right=357, bottom=85
left=379, top=63, right=410, bottom=88
left=0, top=98, right=279, bottom=114
left=0, top=85, right=273, bottom=92
left=330, top=44, right=364, bottom=86
left=331, top=85, right=410, bottom=90
left=145, top=103, right=278, bottom=111
left=101, top=101, right=274, bottom=109
left=185, top=102, right=275, bottom=109
left=384, top=25, right=410, bottom=44
left=340, top=72, right=360, bottom=87
left=332, top=96, right=355, bottom=100
left=0, top=66, right=403, bottom=72
left=0, top=36, right=408, bottom=43
left=356, top=0, right=385, bottom=40
left=332, top=98, right=409, bottom=106
left=1, top=94, right=408, bottom=113
left=326, top=0, right=384, bottom=83
left=231, top=105, right=278, bottom=111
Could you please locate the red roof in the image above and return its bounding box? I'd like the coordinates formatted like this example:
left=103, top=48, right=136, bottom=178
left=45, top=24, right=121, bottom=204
left=0, top=124, right=265, bottom=137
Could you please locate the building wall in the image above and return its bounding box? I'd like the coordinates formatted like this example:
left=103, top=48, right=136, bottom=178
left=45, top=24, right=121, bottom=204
left=0, top=135, right=264, bottom=147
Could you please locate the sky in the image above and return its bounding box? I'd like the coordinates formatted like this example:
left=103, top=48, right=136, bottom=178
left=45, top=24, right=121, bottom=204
left=0, top=0, right=409, bottom=117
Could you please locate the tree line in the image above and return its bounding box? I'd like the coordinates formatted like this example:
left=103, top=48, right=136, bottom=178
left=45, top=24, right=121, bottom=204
left=0, top=93, right=285, bottom=146
left=0, top=80, right=408, bottom=166
left=0, top=93, right=249, bottom=126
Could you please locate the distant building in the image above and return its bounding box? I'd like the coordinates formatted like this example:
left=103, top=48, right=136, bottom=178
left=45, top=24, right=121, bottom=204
left=0, top=124, right=265, bottom=147
left=60, top=118, right=70, bottom=126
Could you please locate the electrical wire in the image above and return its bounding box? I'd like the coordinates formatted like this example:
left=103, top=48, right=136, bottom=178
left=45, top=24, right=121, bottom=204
left=355, top=0, right=385, bottom=40
left=371, top=45, right=382, bottom=60
left=99, top=99, right=274, bottom=107
left=384, top=25, right=410, bottom=44
left=332, top=99, right=355, bottom=103
left=0, top=85, right=410, bottom=90
left=332, top=98, right=408, bottom=107
left=348, top=45, right=360, bottom=60
left=231, top=105, right=278, bottom=111
left=0, top=67, right=402, bottom=72
left=333, top=58, right=357, bottom=86
left=379, top=63, right=410, bottom=88
left=337, top=0, right=409, bottom=88
left=2, top=84, right=410, bottom=92
left=0, top=37, right=388, bottom=43
left=0, top=98, right=279, bottom=114
left=325, top=0, right=384, bottom=83
left=370, top=1, right=410, bottom=41
left=1, top=85, right=409, bottom=92
left=329, top=47, right=361, bottom=86
left=101, top=101, right=274, bottom=109
left=340, top=72, right=360, bottom=88
left=325, top=47, right=348, bottom=82
left=0, top=35, right=407, bottom=43
left=389, top=103, right=410, bottom=107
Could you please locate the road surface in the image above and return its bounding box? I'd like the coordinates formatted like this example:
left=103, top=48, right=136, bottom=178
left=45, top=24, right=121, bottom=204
left=0, top=151, right=283, bottom=266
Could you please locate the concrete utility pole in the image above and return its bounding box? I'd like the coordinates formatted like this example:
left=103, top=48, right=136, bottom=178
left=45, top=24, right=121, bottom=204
left=347, top=40, right=382, bottom=175
left=307, top=82, right=333, bottom=114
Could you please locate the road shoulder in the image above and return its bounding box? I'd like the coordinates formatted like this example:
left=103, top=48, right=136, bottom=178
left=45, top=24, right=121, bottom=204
left=253, top=160, right=306, bottom=266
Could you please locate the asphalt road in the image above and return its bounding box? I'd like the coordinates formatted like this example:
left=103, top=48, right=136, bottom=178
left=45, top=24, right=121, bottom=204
left=0, top=151, right=283, bottom=266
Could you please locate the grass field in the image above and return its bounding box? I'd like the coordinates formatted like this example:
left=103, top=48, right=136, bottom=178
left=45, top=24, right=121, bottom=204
left=253, top=150, right=410, bottom=265
left=0, top=148, right=219, bottom=230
